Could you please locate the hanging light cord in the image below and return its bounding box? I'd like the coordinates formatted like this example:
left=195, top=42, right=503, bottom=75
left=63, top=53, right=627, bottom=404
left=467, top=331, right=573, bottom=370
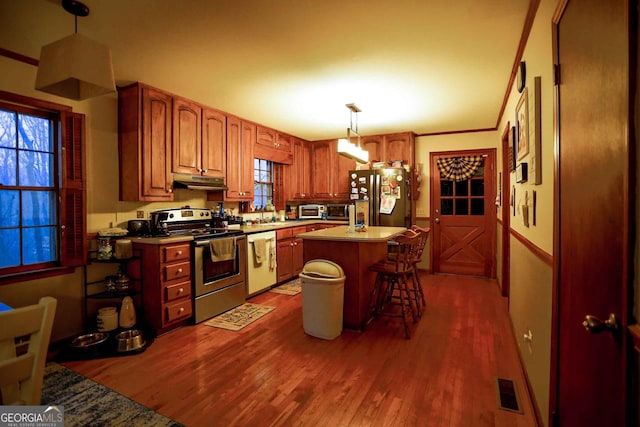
left=350, top=109, right=359, bottom=134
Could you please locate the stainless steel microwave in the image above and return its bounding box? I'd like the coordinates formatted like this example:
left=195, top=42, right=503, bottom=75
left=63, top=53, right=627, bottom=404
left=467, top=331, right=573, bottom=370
left=326, top=203, right=350, bottom=220
left=299, top=204, right=325, bottom=219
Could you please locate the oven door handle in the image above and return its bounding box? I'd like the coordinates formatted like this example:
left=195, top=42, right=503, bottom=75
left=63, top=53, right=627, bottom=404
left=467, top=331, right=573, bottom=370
left=194, top=235, right=245, bottom=247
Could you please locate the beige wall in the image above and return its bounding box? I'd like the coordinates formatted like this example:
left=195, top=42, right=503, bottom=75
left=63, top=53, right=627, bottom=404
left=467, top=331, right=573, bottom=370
left=495, top=0, right=558, bottom=424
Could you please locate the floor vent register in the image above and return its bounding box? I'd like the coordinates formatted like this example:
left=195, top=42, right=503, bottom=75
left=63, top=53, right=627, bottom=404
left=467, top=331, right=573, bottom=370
left=495, top=377, right=522, bottom=413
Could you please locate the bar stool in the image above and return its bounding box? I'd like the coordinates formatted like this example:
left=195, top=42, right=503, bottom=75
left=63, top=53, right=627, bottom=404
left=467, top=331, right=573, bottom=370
left=367, top=231, right=421, bottom=339
left=409, top=225, right=430, bottom=315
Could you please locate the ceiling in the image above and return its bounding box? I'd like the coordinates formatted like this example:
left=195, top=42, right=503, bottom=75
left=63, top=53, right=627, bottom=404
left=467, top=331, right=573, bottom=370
left=1, top=0, right=531, bottom=141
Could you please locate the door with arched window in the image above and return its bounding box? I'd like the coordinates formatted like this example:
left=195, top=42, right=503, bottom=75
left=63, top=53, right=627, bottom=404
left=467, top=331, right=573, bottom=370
left=430, top=149, right=496, bottom=277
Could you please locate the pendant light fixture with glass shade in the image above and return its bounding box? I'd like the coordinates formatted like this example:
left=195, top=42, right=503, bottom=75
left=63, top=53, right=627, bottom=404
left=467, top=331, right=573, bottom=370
left=35, top=0, right=116, bottom=101
left=337, top=103, right=369, bottom=164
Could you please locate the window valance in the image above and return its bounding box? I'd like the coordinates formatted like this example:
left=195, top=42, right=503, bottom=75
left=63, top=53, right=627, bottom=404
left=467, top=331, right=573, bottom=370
left=436, top=156, right=483, bottom=182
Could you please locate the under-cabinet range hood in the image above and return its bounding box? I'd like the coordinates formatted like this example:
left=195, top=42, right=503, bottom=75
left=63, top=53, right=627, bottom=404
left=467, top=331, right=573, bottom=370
left=173, top=174, right=228, bottom=191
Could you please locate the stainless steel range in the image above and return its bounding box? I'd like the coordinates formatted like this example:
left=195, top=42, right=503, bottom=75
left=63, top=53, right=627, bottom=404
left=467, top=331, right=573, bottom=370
left=149, top=208, right=247, bottom=323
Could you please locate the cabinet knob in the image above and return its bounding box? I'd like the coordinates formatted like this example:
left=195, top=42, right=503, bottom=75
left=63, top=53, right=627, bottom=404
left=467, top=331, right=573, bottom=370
left=179, top=307, right=184, bottom=313
left=167, top=188, right=173, bottom=193
left=177, top=268, right=183, bottom=274
left=178, top=288, right=184, bottom=293
left=203, top=169, right=208, bottom=174
left=290, top=242, right=294, bottom=246
left=177, top=250, right=182, bottom=255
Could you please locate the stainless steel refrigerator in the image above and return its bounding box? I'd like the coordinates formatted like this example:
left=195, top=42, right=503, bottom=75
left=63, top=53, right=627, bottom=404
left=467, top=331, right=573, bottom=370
left=348, top=168, right=411, bottom=227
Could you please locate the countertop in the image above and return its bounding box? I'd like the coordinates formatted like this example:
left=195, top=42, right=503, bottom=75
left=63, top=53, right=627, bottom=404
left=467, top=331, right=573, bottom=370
left=240, top=220, right=347, bottom=234
left=297, top=225, right=406, bottom=242
left=128, top=220, right=348, bottom=245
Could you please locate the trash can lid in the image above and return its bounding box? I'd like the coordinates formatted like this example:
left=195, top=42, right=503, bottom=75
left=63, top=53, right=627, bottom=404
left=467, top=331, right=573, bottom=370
left=302, top=259, right=344, bottom=278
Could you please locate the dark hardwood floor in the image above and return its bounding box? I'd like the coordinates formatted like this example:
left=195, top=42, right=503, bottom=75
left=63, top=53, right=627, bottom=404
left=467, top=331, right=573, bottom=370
left=63, top=273, right=538, bottom=427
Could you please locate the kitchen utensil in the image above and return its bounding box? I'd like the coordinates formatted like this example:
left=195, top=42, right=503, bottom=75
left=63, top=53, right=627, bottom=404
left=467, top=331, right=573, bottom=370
left=104, top=275, right=118, bottom=293
left=115, top=329, right=145, bottom=352
left=97, top=306, right=118, bottom=331
left=70, top=332, right=108, bottom=348
left=114, top=239, right=133, bottom=259
left=127, top=219, right=149, bottom=236
left=115, top=272, right=131, bottom=294
left=119, top=296, right=136, bottom=328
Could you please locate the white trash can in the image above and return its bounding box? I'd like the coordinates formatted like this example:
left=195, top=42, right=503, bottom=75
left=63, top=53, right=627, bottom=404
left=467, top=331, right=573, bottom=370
left=300, top=259, right=346, bottom=340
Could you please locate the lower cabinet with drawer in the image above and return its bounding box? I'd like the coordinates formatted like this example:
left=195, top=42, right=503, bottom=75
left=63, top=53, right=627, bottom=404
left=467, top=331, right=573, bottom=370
left=135, top=241, right=193, bottom=335
left=276, top=226, right=306, bottom=284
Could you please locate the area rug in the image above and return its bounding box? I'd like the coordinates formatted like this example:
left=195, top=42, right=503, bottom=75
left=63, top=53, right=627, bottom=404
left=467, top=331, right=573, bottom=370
left=203, top=303, right=275, bottom=331
left=42, top=362, right=183, bottom=427
left=270, top=278, right=302, bottom=295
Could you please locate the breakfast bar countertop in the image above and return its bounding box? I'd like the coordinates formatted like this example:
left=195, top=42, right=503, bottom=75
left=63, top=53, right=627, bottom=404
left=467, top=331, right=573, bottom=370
left=297, top=225, right=406, bottom=242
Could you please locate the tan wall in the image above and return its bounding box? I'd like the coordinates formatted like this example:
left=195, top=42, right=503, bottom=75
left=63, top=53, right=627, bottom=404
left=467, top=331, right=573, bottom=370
left=509, top=237, right=552, bottom=425
left=495, top=0, right=558, bottom=424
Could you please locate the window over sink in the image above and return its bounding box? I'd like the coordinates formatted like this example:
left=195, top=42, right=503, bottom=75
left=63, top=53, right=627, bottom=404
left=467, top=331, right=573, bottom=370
left=253, top=158, right=273, bottom=210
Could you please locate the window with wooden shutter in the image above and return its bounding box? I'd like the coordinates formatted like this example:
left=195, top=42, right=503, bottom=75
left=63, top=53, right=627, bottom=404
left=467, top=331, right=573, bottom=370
left=0, top=92, right=86, bottom=282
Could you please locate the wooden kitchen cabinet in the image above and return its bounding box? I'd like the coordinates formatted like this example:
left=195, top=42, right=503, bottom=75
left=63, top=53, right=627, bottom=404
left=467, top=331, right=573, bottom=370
left=173, top=99, right=226, bottom=178
left=311, top=140, right=332, bottom=199
left=287, top=137, right=312, bottom=200
left=361, top=132, right=415, bottom=167
left=276, top=132, right=292, bottom=154
left=385, top=132, right=415, bottom=166
left=334, top=145, right=355, bottom=199
left=276, top=231, right=293, bottom=283
left=292, top=234, right=304, bottom=276
left=361, top=134, right=384, bottom=163
left=276, top=226, right=306, bottom=283
left=172, top=97, right=201, bottom=175
left=311, top=139, right=355, bottom=200
left=201, top=107, right=227, bottom=178
left=135, top=241, right=193, bottom=335
left=254, top=126, right=293, bottom=164
left=224, top=116, right=255, bottom=201
left=118, top=83, right=174, bottom=201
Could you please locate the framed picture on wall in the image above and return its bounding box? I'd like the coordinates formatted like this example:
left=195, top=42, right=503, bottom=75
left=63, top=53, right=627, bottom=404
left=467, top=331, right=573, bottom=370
left=516, top=88, right=529, bottom=160
left=510, top=126, right=517, bottom=171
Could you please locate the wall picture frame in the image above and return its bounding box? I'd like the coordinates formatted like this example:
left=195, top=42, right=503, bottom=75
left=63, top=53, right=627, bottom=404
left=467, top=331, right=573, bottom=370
left=508, top=125, right=516, bottom=171
left=516, top=162, right=528, bottom=183
left=516, top=87, right=529, bottom=160
left=529, top=76, right=542, bottom=184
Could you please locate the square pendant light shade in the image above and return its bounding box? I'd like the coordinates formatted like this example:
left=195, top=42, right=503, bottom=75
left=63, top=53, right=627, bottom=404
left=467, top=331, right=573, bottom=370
left=35, top=33, right=115, bottom=100
left=338, top=138, right=369, bottom=164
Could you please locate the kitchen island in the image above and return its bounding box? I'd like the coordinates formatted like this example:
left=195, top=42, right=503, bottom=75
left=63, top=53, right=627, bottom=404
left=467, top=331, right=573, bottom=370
left=297, top=225, right=406, bottom=330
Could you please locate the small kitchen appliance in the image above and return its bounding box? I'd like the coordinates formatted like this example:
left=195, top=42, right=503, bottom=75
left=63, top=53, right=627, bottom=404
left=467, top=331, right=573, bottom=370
left=298, top=204, right=326, bottom=219
left=326, top=203, right=351, bottom=220
left=127, top=219, right=149, bottom=236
